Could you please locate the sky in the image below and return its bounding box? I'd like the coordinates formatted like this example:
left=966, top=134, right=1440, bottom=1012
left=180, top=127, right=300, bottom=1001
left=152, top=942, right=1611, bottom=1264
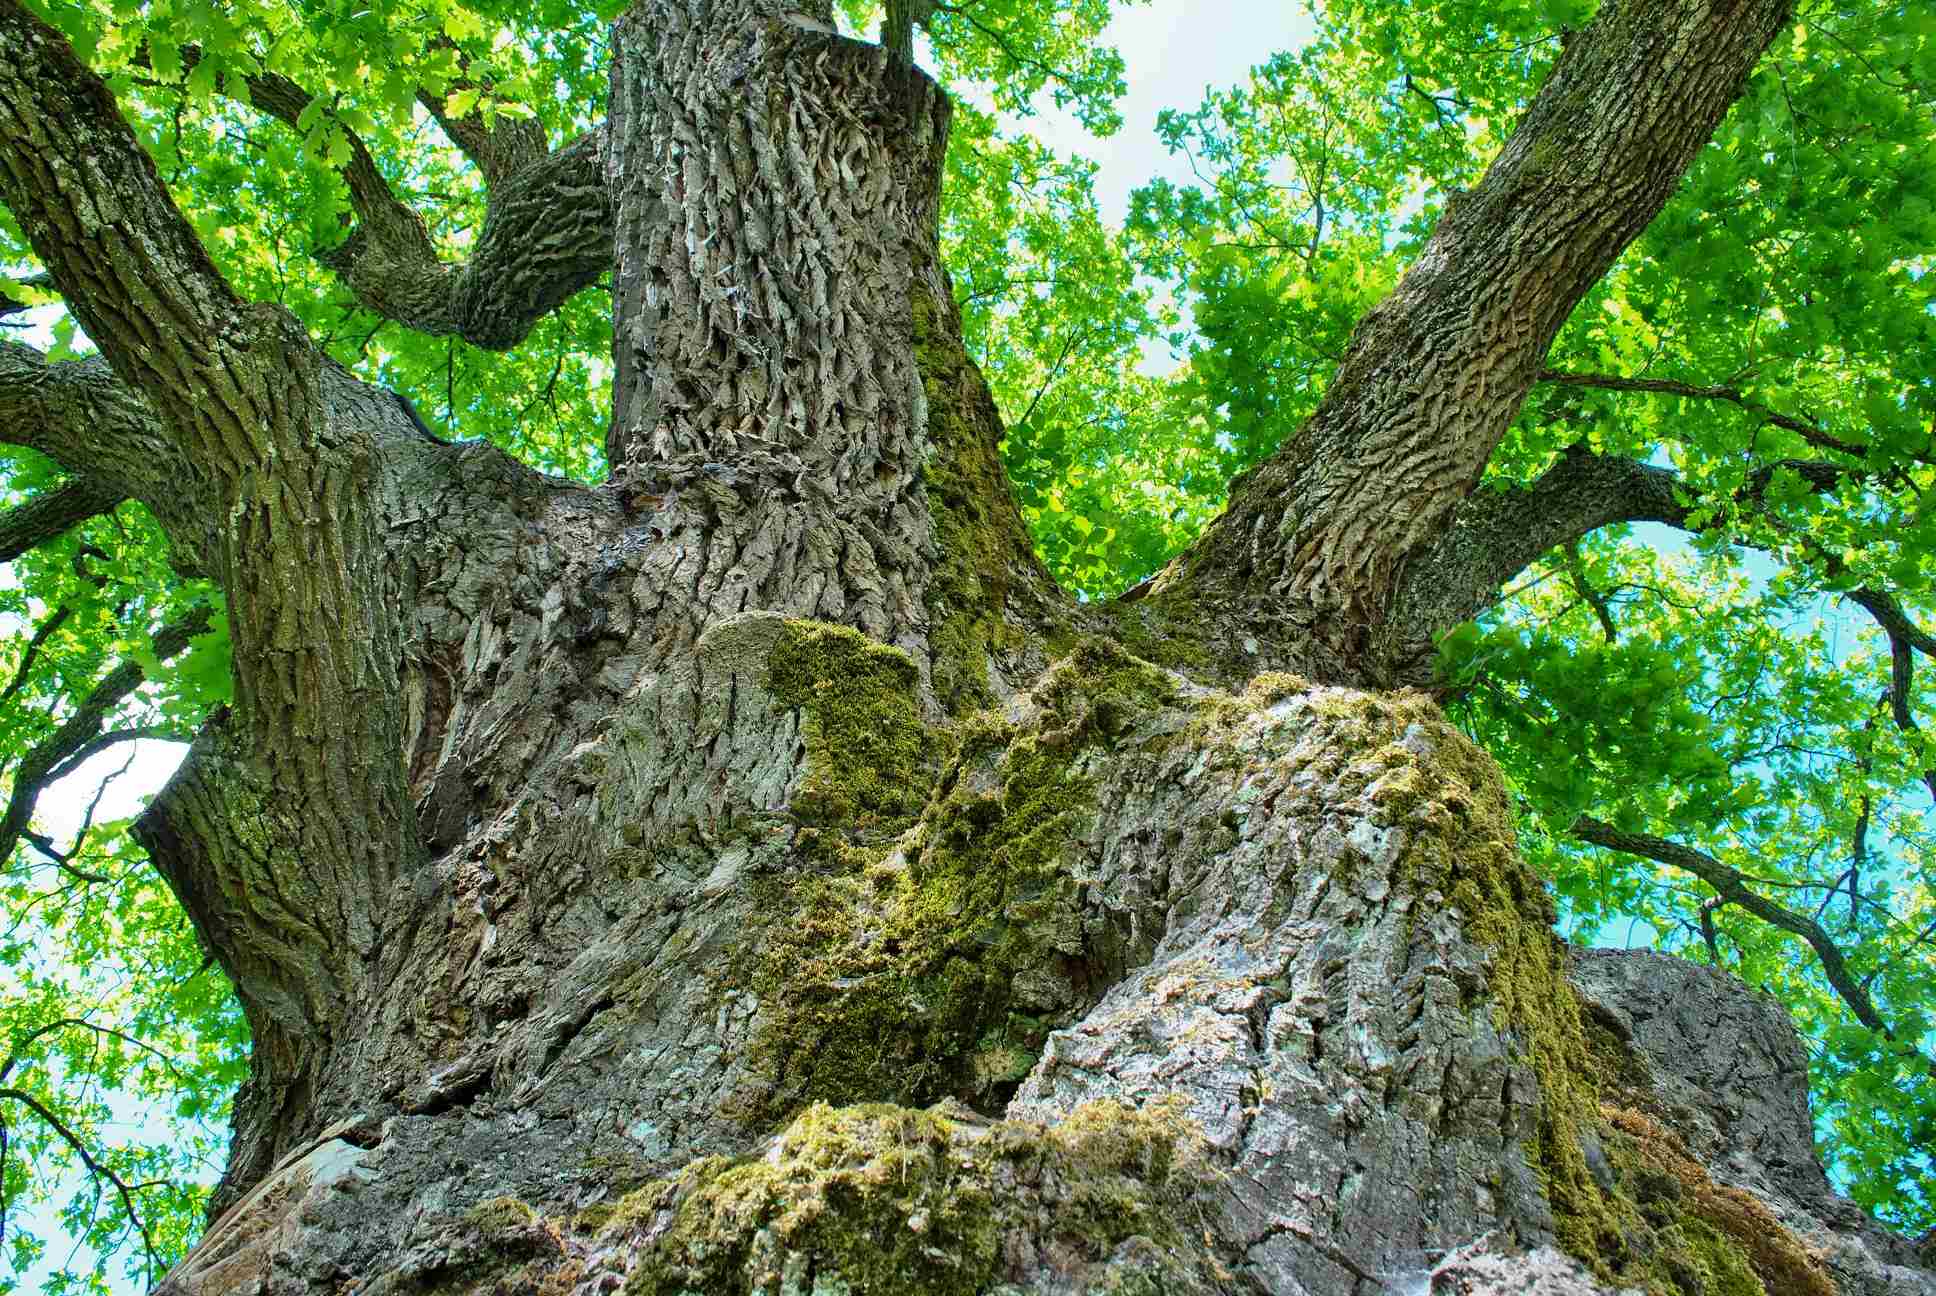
left=991, top=0, right=1317, bottom=225
left=5, top=4, right=1321, bottom=1291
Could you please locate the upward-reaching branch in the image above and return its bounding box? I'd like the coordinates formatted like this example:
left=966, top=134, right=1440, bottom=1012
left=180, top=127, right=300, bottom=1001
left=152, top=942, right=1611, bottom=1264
left=0, top=0, right=251, bottom=443
left=1, top=0, right=422, bottom=1088
left=152, top=44, right=610, bottom=350
left=1162, top=0, right=1793, bottom=684
left=412, top=41, right=549, bottom=185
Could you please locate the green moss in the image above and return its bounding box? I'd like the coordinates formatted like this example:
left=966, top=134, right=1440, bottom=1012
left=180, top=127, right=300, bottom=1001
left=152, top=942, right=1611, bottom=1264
left=1594, top=1106, right=1838, bottom=1296
left=910, top=287, right=1042, bottom=716
left=768, top=620, right=929, bottom=830
left=611, top=1099, right=1221, bottom=1296
left=741, top=639, right=1177, bottom=1120
left=465, top=1195, right=540, bottom=1235
left=1103, top=589, right=1213, bottom=671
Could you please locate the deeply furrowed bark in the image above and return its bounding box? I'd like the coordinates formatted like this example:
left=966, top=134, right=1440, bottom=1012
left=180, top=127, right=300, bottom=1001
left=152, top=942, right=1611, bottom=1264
left=0, top=0, right=1930, bottom=1292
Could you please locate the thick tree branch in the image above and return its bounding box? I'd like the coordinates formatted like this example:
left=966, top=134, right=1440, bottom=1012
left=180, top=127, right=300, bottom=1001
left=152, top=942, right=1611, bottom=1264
left=883, top=0, right=937, bottom=69
left=1849, top=588, right=1936, bottom=661
left=1395, top=448, right=1687, bottom=648
left=1405, top=434, right=1936, bottom=806
left=4, top=12, right=423, bottom=1009
left=0, top=0, right=254, bottom=438
left=1163, top=0, right=1793, bottom=684
left=156, top=44, right=610, bottom=350
left=319, top=130, right=610, bottom=349
left=0, top=344, right=214, bottom=571
left=0, top=477, right=126, bottom=562
left=1572, top=816, right=1909, bottom=1048
left=1396, top=444, right=1866, bottom=655
left=0, top=605, right=211, bottom=875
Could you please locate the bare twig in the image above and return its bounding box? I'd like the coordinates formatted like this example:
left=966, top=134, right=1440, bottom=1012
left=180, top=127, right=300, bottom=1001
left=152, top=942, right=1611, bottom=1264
left=1, top=606, right=212, bottom=872
left=1572, top=816, right=1910, bottom=1048
left=1536, top=368, right=1901, bottom=463
left=2, top=605, right=73, bottom=703
left=0, top=1087, right=159, bottom=1281
left=1560, top=541, right=1617, bottom=642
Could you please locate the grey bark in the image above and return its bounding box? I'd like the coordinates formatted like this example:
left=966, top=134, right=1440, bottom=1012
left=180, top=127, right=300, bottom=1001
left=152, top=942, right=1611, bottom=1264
left=0, top=0, right=1929, bottom=1292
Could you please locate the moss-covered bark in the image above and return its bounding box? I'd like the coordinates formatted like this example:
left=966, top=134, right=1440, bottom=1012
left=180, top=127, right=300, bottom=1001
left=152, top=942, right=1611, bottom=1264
left=608, top=1100, right=1234, bottom=1296
left=910, top=285, right=1057, bottom=714
left=740, top=636, right=1177, bottom=1119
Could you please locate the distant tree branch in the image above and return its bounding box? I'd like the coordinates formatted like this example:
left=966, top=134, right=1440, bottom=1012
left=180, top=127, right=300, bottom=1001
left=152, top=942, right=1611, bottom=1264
left=1400, top=443, right=1876, bottom=655
left=1848, top=588, right=1936, bottom=660
left=0, top=274, right=52, bottom=324
left=1536, top=368, right=1885, bottom=462
left=45, top=726, right=179, bottom=789
left=0, top=1086, right=159, bottom=1282
left=1, top=1017, right=194, bottom=1087
left=1397, top=448, right=1687, bottom=649
left=1572, top=816, right=1908, bottom=1047
left=0, top=605, right=211, bottom=875
left=1560, top=539, right=1617, bottom=643
left=2, top=605, right=73, bottom=704
left=1847, top=591, right=1936, bottom=802
left=931, top=2, right=1067, bottom=86
left=0, top=477, right=126, bottom=562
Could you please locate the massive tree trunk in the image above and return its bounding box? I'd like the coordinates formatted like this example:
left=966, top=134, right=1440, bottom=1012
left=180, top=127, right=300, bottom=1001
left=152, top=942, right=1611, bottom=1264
left=2, top=0, right=1932, bottom=1291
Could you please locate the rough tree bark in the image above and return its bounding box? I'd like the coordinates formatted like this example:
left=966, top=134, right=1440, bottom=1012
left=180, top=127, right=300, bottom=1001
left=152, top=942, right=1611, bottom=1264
left=1, top=0, right=1931, bottom=1292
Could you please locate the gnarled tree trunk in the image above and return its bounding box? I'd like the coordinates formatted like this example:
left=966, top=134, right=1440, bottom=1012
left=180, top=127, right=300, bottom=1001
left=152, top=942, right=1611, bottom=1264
left=1, top=0, right=1932, bottom=1292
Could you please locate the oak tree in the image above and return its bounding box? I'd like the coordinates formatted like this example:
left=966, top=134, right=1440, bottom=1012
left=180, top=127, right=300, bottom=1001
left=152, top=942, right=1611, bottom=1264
left=1, top=0, right=1933, bottom=1291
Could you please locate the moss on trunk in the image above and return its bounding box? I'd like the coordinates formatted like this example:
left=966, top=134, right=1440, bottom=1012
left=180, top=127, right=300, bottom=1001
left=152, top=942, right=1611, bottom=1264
left=738, top=636, right=1177, bottom=1121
